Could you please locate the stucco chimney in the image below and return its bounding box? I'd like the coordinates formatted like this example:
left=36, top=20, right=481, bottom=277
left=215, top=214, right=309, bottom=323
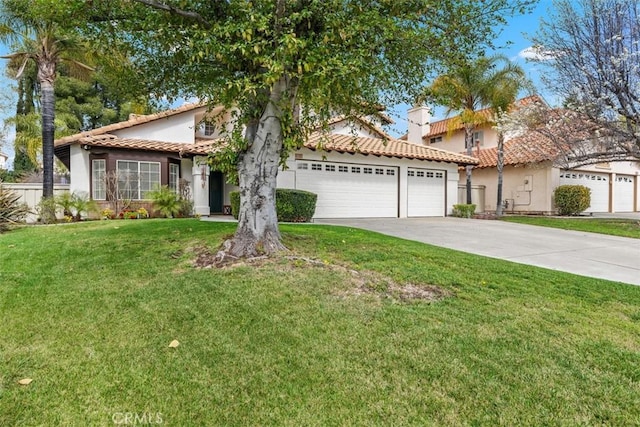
left=407, top=105, right=431, bottom=145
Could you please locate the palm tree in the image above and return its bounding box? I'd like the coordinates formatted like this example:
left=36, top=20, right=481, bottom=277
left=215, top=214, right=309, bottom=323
left=0, top=12, right=93, bottom=198
left=425, top=55, right=526, bottom=205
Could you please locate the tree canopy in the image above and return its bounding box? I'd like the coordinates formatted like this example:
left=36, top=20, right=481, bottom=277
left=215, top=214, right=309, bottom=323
left=14, top=0, right=536, bottom=258
left=531, top=0, right=640, bottom=163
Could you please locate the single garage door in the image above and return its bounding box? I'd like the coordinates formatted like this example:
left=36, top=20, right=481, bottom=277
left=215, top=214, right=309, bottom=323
left=614, top=175, right=635, bottom=212
left=295, top=160, right=398, bottom=218
left=407, top=168, right=445, bottom=217
left=559, top=171, right=609, bottom=212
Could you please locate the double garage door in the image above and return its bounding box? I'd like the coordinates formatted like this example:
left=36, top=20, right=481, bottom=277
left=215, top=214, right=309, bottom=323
left=295, top=161, right=445, bottom=218
left=559, top=171, right=636, bottom=212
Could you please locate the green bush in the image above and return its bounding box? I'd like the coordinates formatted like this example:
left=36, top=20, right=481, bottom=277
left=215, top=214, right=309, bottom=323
left=0, top=184, right=31, bottom=232
left=554, top=185, right=591, bottom=216
left=36, top=197, right=58, bottom=224
left=230, top=189, right=317, bottom=222
left=452, top=204, right=476, bottom=218
left=146, top=185, right=181, bottom=218
left=55, top=191, right=97, bottom=221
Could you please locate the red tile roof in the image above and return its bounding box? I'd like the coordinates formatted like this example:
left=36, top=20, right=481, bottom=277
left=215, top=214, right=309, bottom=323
left=425, top=95, right=546, bottom=138
left=306, top=133, right=478, bottom=165
left=57, top=132, right=478, bottom=165
left=470, top=133, right=562, bottom=169
left=71, top=134, right=224, bottom=156
left=55, top=103, right=208, bottom=145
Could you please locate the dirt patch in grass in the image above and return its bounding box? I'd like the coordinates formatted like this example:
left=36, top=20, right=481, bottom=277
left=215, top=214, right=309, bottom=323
left=192, top=247, right=452, bottom=303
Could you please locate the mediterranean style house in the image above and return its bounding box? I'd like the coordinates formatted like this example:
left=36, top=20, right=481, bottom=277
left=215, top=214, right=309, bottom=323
left=403, top=96, right=640, bottom=214
left=54, top=103, right=477, bottom=219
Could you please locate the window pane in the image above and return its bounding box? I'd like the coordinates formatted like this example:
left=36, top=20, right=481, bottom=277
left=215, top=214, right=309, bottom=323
left=117, top=160, right=139, bottom=200
left=139, top=162, right=161, bottom=198
left=92, top=159, right=106, bottom=200
left=169, top=163, right=179, bottom=193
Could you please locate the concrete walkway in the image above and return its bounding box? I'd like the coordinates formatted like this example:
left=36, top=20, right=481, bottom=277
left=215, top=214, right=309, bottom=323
left=314, top=217, right=640, bottom=286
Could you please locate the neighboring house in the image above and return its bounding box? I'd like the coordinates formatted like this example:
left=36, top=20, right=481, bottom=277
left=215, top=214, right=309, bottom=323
left=0, top=151, right=8, bottom=170
left=54, top=103, right=477, bottom=219
left=403, top=96, right=640, bottom=214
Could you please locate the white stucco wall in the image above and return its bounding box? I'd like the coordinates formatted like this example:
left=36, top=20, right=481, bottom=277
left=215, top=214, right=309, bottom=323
left=69, top=145, right=91, bottom=195
left=469, top=164, right=555, bottom=214
left=428, top=124, right=499, bottom=153
left=328, top=121, right=383, bottom=139
left=115, top=111, right=197, bottom=144
left=191, top=156, right=210, bottom=215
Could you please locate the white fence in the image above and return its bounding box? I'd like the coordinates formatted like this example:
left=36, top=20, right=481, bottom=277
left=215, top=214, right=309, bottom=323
left=2, top=183, right=70, bottom=223
left=457, top=185, right=486, bottom=213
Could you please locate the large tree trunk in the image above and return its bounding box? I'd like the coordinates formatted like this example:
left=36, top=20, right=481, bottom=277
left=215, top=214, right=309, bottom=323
left=219, top=76, right=297, bottom=260
left=464, top=124, right=474, bottom=205
left=38, top=59, right=56, bottom=199
left=495, top=131, right=505, bottom=217
left=40, top=80, right=55, bottom=199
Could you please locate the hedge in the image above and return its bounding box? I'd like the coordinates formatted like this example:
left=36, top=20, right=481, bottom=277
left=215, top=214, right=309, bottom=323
left=451, top=204, right=476, bottom=218
left=230, top=189, right=317, bottom=222
left=554, top=185, right=591, bottom=216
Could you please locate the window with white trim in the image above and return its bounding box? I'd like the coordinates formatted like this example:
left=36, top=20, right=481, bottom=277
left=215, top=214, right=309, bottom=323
left=116, top=160, right=160, bottom=200
left=92, top=159, right=106, bottom=200
left=338, top=165, right=348, bottom=173
left=363, top=167, right=373, bottom=174
left=169, top=163, right=180, bottom=193
left=204, top=122, right=216, bottom=136
left=311, top=163, right=322, bottom=171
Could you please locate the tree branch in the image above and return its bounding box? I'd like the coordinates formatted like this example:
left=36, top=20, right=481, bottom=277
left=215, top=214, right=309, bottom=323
left=132, top=0, right=212, bottom=29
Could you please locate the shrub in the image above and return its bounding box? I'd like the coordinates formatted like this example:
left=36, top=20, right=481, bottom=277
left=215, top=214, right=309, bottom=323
left=36, top=197, right=58, bottom=224
left=178, top=179, right=194, bottom=217
left=0, top=184, right=30, bottom=232
left=554, top=185, right=591, bottom=216
left=230, top=189, right=317, bottom=222
left=452, top=204, right=476, bottom=218
left=147, top=185, right=182, bottom=218
left=55, top=191, right=97, bottom=221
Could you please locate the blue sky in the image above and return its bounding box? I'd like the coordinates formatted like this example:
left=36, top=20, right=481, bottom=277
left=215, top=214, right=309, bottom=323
left=0, top=1, right=555, bottom=167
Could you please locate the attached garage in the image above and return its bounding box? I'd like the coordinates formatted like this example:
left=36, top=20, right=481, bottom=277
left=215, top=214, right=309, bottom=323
left=614, top=175, right=635, bottom=212
left=407, top=168, right=446, bottom=216
left=295, top=160, right=399, bottom=218
left=559, top=171, right=610, bottom=212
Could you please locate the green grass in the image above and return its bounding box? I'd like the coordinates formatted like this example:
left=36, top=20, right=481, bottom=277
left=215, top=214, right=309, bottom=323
left=1, top=219, right=640, bottom=426
left=503, top=216, right=640, bottom=239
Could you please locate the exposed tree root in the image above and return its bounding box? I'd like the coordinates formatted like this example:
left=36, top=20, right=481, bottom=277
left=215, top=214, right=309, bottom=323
left=192, top=249, right=452, bottom=303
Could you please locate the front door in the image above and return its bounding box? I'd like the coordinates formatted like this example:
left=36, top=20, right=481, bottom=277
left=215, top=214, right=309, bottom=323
left=209, top=171, right=224, bottom=214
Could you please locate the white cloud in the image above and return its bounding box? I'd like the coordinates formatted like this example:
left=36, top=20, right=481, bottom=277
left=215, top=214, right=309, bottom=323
left=518, top=46, right=555, bottom=61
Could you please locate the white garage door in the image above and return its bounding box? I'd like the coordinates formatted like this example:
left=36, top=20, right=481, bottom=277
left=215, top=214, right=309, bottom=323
left=559, top=171, right=609, bottom=212
left=407, top=168, right=445, bottom=217
left=295, top=161, right=398, bottom=218
left=614, top=175, right=635, bottom=212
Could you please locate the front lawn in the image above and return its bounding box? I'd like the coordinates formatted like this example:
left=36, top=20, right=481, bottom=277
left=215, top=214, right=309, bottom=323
left=503, top=216, right=640, bottom=239
left=1, top=220, right=639, bottom=425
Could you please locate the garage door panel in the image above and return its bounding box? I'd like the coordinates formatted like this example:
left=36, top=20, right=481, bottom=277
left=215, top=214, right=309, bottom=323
left=559, top=171, right=609, bottom=213
left=407, top=168, right=445, bottom=217
left=614, top=175, right=635, bottom=212
left=296, top=161, right=398, bottom=218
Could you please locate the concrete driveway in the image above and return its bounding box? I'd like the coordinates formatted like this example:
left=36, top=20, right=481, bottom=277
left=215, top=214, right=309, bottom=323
left=314, top=217, right=640, bottom=286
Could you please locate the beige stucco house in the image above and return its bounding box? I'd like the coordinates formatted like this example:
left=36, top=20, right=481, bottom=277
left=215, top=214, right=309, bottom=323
left=403, top=97, right=640, bottom=214
left=54, top=103, right=477, bottom=219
